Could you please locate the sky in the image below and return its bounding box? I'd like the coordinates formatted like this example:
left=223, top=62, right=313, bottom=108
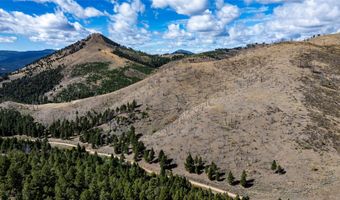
left=0, top=0, right=339, bottom=54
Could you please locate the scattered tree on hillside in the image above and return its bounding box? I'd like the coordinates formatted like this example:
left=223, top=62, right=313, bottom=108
left=184, top=153, right=204, bottom=174
left=185, top=153, right=195, bottom=173
left=271, top=160, right=277, bottom=171
left=240, top=170, right=247, bottom=187
left=271, top=160, right=285, bottom=175
left=205, top=162, right=218, bottom=181
left=148, top=148, right=155, bottom=163
left=228, top=171, right=235, bottom=185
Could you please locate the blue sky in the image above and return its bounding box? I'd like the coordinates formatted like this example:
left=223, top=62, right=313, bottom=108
left=0, top=0, right=339, bottom=54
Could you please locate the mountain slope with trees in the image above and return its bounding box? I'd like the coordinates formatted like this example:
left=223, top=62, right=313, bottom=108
left=0, top=33, right=175, bottom=103
left=0, top=138, right=234, bottom=200
left=0, top=33, right=339, bottom=199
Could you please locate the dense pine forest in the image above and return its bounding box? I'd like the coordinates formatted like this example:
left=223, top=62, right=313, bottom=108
left=0, top=138, right=234, bottom=200
left=0, top=67, right=63, bottom=104
left=0, top=109, right=46, bottom=137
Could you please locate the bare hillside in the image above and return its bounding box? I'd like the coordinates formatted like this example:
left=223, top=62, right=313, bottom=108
left=2, top=34, right=340, bottom=199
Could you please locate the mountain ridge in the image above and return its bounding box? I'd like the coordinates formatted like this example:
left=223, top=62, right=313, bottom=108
left=0, top=33, right=172, bottom=103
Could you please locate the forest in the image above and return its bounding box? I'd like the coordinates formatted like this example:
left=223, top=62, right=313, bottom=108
left=0, top=101, right=138, bottom=140
left=0, top=138, right=235, bottom=200
left=0, top=67, right=63, bottom=104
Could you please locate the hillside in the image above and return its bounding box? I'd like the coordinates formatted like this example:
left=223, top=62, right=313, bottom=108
left=0, top=49, right=54, bottom=74
left=1, top=33, right=340, bottom=199
left=0, top=33, right=171, bottom=103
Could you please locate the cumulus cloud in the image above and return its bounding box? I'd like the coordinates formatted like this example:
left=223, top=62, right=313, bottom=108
left=23, top=0, right=103, bottom=18
left=187, top=3, right=239, bottom=35
left=108, top=0, right=150, bottom=45
left=152, top=0, right=208, bottom=15
left=228, top=0, right=340, bottom=45
left=164, top=24, right=191, bottom=39
left=159, top=1, right=239, bottom=52
left=0, top=8, right=92, bottom=45
left=0, top=36, right=17, bottom=43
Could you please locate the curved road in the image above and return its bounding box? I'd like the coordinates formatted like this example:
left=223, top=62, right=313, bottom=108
left=49, top=141, right=239, bottom=199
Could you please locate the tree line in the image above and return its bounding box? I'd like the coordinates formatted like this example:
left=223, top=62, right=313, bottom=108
left=0, top=100, right=139, bottom=141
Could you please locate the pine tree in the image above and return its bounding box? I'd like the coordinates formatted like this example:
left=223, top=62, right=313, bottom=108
left=227, top=171, right=235, bottom=185
left=148, top=148, right=155, bottom=163
left=160, top=160, right=166, bottom=177
left=207, top=167, right=214, bottom=180
left=271, top=160, right=277, bottom=171
left=185, top=153, right=194, bottom=173
left=143, top=150, right=149, bottom=162
left=215, top=170, right=221, bottom=181
left=158, top=150, right=165, bottom=163
left=197, top=156, right=203, bottom=174
left=240, top=170, right=247, bottom=187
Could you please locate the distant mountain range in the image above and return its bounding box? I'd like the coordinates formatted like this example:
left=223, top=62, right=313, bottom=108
left=0, top=49, right=55, bottom=74
left=172, top=49, right=193, bottom=55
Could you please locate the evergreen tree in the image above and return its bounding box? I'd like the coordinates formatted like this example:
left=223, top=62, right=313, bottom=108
left=148, top=148, right=155, bottom=163
left=185, top=153, right=194, bottom=173
left=158, top=150, right=165, bottom=163
left=227, top=171, right=235, bottom=185
left=240, top=170, right=247, bottom=187
left=143, top=150, right=150, bottom=162
left=207, top=167, right=214, bottom=181
left=271, top=160, right=277, bottom=171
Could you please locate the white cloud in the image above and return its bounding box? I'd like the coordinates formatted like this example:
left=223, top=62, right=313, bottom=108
left=157, top=0, right=340, bottom=53
left=108, top=0, right=150, bottom=46
left=227, top=0, right=340, bottom=45
left=0, top=8, right=92, bottom=45
left=187, top=4, right=239, bottom=35
left=23, top=0, right=103, bottom=18
left=159, top=1, right=240, bottom=52
left=187, top=11, right=217, bottom=32
left=164, top=24, right=191, bottom=39
left=151, top=0, right=208, bottom=16
left=245, top=0, right=303, bottom=4
left=0, top=36, right=17, bottom=43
